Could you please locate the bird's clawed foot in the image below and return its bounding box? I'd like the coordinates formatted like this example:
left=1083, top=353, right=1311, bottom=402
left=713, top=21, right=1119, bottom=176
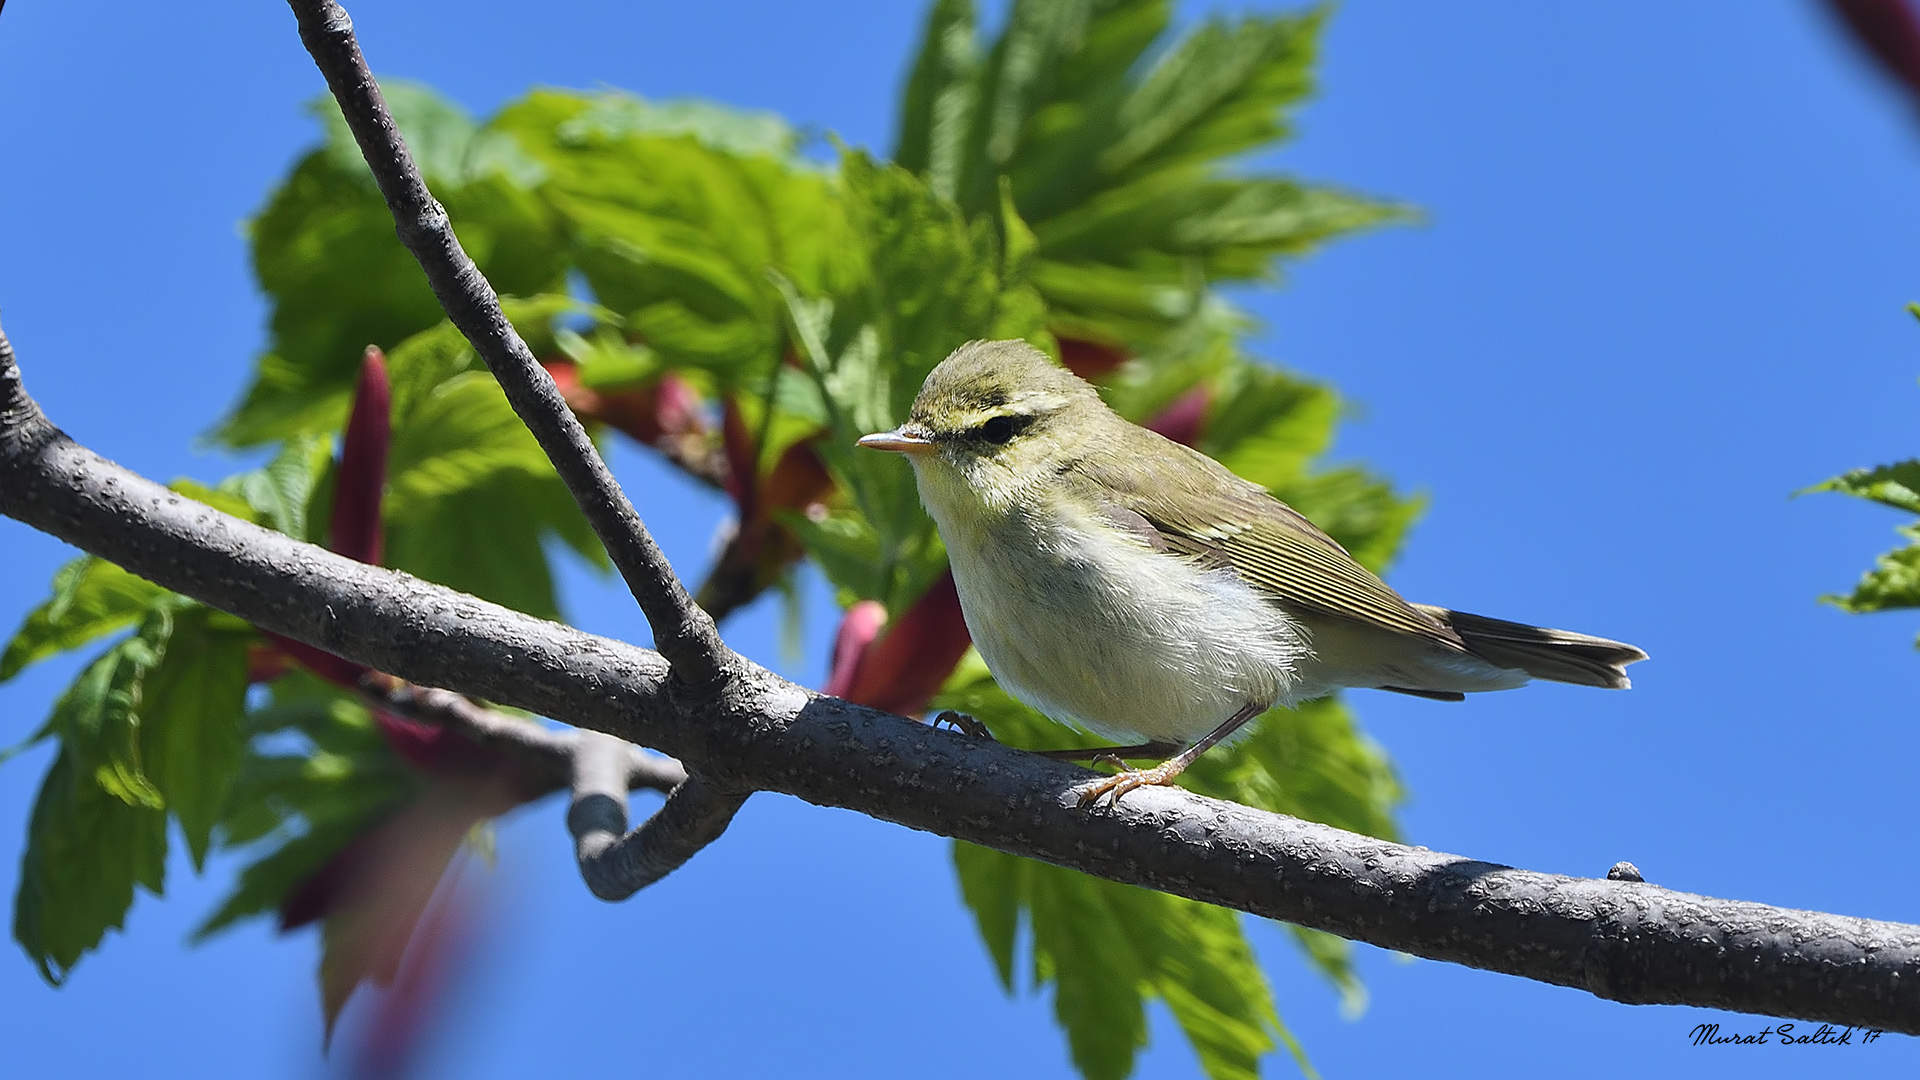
left=1075, top=759, right=1186, bottom=808
left=930, top=710, right=995, bottom=740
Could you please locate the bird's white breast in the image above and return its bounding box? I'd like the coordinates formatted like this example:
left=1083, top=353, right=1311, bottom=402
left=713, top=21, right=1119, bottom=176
left=917, top=470, right=1306, bottom=745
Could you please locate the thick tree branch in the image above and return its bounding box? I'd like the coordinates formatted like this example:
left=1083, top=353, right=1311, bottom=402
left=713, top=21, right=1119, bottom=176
left=569, top=732, right=749, bottom=900
left=5, top=331, right=1919, bottom=1032
left=282, top=0, right=728, bottom=687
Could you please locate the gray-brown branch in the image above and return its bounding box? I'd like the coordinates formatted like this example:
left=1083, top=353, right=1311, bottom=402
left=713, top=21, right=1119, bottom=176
left=370, top=680, right=728, bottom=895
left=283, top=0, right=728, bottom=687
left=288, top=0, right=800, bottom=894
left=4, top=330, right=1917, bottom=1032
left=363, top=677, right=687, bottom=798
left=569, top=732, right=750, bottom=900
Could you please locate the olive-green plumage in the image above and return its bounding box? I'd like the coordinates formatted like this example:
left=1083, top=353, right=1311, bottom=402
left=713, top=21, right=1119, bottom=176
left=859, top=340, right=1645, bottom=802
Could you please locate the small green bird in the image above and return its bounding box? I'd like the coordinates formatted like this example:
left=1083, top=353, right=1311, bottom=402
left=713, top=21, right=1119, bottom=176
left=858, top=340, right=1647, bottom=805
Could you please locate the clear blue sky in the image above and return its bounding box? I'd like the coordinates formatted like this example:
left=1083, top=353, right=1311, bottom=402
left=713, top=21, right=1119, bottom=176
left=2, top=1, right=1917, bottom=1076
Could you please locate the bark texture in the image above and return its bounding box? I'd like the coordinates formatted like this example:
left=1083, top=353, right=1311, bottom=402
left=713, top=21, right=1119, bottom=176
left=286, top=0, right=729, bottom=686
left=4, top=332, right=1919, bottom=1032
left=4, top=0, right=1915, bottom=1036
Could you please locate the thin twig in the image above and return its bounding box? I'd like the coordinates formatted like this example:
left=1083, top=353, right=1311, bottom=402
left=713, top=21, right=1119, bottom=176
left=4, top=329, right=1918, bottom=1033
left=282, top=0, right=729, bottom=687
left=569, top=733, right=749, bottom=900
left=362, top=677, right=686, bottom=797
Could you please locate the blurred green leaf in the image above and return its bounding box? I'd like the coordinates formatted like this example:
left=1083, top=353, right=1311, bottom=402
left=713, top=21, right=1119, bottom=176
left=52, top=609, right=172, bottom=811
left=11, top=597, right=267, bottom=975
left=556, top=327, right=660, bottom=390
left=953, top=830, right=1022, bottom=990
left=222, top=82, right=567, bottom=445
left=387, top=370, right=558, bottom=504
left=729, top=371, right=829, bottom=482
left=953, top=841, right=1307, bottom=1080
left=895, top=0, right=981, bottom=198
left=1286, top=926, right=1366, bottom=1020
left=168, top=478, right=263, bottom=525
left=496, top=89, right=854, bottom=382
left=312, top=81, right=548, bottom=189
left=1101, top=10, right=1319, bottom=181
left=13, top=745, right=167, bottom=984
left=383, top=369, right=605, bottom=619
left=139, top=606, right=255, bottom=869
left=232, top=436, right=334, bottom=540
left=196, top=752, right=408, bottom=941
left=783, top=290, right=939, bottom=615
left=897, top=0, right=1403, bottom=345
left=782, top=505, right=949, bottom=615
left=161, top=438, right=335, bottom=548
left=1035, top=179, right=1397, bottom=278
left=836, top=151, right=1051, bottom=393
left=198, top=676, right=414, bottom=939
left=547, top=92, right=800, bottom=159
left=196, top=821, right=358, bottom=942
left=1030, top=259, right=1203, bottom=343
left=944, top=0, right=1107, bottom=215
left=1201, top=362, right=1339, bottom=491
left=244, top=671, right=390, bottom=755
left=0, top=558, right=168, bottom=684
left=1097, top=305, right=1240, bottom=419
left=989, top=0, right=1173, bottom=219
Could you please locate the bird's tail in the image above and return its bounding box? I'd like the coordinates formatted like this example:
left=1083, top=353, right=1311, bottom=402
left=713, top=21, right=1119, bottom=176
left=1415, top=605, right=1648, bottom=690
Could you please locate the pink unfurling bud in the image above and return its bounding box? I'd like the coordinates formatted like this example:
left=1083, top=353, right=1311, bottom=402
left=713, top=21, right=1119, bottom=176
left=261, top=345, right=393, bottom=690
left=823, top=601, right=889, bottom=700
left=331, top=346, right=391, bottom=566
left=832, top=575, right=973, bottom=718
left=1057, top=337, right=1129, bottom=379
left=1147, top=385, right=1211, bottom=448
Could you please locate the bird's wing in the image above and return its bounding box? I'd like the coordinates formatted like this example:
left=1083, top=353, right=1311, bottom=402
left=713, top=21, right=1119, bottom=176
left=1070, top=437, right=1464, bottom=649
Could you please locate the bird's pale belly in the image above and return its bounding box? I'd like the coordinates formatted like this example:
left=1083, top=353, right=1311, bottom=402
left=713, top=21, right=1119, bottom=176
left=935, top=502, right=1308, bottom=745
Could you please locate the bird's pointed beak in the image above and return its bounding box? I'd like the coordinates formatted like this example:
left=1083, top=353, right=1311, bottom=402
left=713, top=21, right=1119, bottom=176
left=857, top=425, right=936, bottom=456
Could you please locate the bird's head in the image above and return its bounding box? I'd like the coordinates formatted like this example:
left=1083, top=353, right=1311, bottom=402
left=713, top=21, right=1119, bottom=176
left=857, top=340, right=1105, bottom=508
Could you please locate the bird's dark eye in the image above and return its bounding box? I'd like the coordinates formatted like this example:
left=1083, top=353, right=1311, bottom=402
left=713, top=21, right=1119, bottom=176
left=979, top=415, right=1018, bottom=444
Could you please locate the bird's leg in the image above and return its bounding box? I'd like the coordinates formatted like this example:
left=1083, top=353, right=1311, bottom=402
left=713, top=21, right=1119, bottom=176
left=1076, top=701, right=1267, bottom=808
left=1030, top=741, right=1180, bottom=762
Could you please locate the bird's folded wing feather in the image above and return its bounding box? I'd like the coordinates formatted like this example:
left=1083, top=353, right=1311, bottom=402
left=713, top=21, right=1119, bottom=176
left=1071, top=437, right=1464, bottom=649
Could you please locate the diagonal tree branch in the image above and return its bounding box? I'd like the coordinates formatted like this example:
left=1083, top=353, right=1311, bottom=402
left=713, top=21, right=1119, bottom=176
left=287, top=0, right=767, bottom=901
left=282, top=0, right=729, bottom=687
left=4, top=327, right=1919, bottom=1033
left=569, top=732, right=750, bottom=900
